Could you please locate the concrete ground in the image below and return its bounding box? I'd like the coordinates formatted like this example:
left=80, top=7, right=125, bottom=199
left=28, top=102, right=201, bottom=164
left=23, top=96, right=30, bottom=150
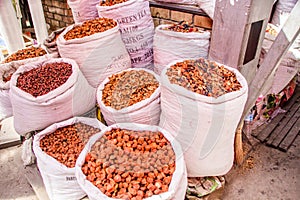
left=0, top=135, right=299, bottom=200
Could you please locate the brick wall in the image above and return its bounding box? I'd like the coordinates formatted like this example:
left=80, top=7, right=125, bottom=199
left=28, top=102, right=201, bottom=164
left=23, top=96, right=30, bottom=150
left=41, top=1, right=212, bottom=31
left=150, top=6, right=213, bottom=30
left=42, top=0, right=74, bottom=31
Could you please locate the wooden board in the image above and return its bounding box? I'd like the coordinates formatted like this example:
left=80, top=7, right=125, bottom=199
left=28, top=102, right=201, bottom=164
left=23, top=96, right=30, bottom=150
left=266, top=104, right=300, bottom=147
left=252, top=85, right=300, bottom=151
left=279, top=117, right=300, bottom=151
left=252, top=90, right=300, bottom=141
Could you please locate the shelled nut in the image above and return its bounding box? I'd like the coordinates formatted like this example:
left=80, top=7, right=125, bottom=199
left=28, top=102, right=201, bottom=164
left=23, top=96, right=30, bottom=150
left=102, top=70, right=159, bottom=110
left=99, top=0, right=128, bottom=6
left=166, top=58, right=242, bottom=97
left=40, top=122, right=100, bottom=168
left=3, top=46, right=47, bottom=63
left=82, top=128, right=176, bottom=199
left=63, top=18, right=117, bottom=41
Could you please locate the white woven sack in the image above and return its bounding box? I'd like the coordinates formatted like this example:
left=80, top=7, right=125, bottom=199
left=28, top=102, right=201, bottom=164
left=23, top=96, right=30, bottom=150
left=0, top=63, right=15, bottom=120
left=97, top=68, right=161, bottom=126
left=0, top=51, right=56, bottom=121
left=96, top=0, right=155, bottom=69
left=195, top=0, right=216, bottom=19
left=67, top=0, right=100, bottom=23
left=159, top=59, right=248, bottom=177
left=153, top=24, right=210, bottom=74
left=153, top=0, right=196, bottom=5
left=75, top=123, right=187, bottom=200
left=10, top=58, right=96, bottom=135
left=57, top=22, right=131, bottom=88
left=33, top=117, right=104, bottom=200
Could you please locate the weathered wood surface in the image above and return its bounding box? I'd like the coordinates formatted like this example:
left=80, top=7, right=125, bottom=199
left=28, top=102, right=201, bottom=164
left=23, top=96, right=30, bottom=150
left=252, top=86, right=300, bottom=152
left=251, top=89, right=300, bottom=140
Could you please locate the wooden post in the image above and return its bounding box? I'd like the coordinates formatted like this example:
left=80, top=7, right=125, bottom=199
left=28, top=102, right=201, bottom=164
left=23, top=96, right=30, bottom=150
left=243, top=1, right=300, bottom=119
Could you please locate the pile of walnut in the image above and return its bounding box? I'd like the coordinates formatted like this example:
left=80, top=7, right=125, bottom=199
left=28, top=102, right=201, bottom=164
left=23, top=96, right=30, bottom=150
left=99, top=0, right=128, bottom=6
left=102, top=70, right=159, bottom=110
left=82, top=128, right=175, bottom=199
left=3, top=46, right=47, bottom=63
left=162, top=21, right=204, bottom=33
left=166, top=58, right=242, bottom=97
left=64, top=18, right=117, bottom=40
left=40, top=123, right=100, bottom=168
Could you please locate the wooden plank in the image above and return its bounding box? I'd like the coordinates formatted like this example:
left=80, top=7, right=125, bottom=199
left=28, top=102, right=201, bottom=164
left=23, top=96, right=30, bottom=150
left=209, top=0, right=251, bottom=68
left=279, top=117, right=300, bottom=151
left=255, top=113, right=286, bottom=142
left=267, top=104, right=300, bottom=147
left=24, top=165, right=50, bottom=200
left=252, top=90, right=299, bottom=140
left=242, top=1, right=300, bottom=121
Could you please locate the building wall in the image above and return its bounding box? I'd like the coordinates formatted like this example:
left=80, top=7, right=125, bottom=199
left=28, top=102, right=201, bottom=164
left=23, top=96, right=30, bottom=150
left=150, top=7, right=212, bottom=30
left=41, top=0, right=212, bottom=31
left=41, top=0, right=74, bottom=31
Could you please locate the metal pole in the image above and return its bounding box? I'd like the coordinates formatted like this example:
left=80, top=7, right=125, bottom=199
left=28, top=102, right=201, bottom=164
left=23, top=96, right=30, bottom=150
left=27, top=0, right=48, bottom=44
left=0, top=0, right=25, bottom=54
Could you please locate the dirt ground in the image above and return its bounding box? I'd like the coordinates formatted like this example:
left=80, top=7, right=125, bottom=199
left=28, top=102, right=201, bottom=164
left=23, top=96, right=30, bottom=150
left=0, top=135, right=299, bottom=200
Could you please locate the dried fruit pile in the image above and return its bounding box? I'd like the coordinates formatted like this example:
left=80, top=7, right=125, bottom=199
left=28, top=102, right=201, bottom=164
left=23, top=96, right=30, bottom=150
left=102, top=70, right=159, bottom=110
left=17, top=62, right=72, bottom=97
left=162, top=21, right=203, bottom=33
left=99, top=0, right=128, bottom=6
left=166, top=58, right=242, bottom=97
left=82, top=128, right=175, bottom=199
left=64, top=18, right=117, bottom=40
left=3, top=46, right=47, bottom=63
left=40, top=123, right=100, bottom=168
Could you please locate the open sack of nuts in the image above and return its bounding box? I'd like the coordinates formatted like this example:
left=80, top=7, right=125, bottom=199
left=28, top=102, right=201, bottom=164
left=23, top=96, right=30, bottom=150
left=96, top=0, right=155, bottom=69
left=57, top=17, right=131, bottom=88
left=33, top=117, right=104, bottom=200
left=0, top=46, right=55, bottom=121
left=75, top=123, right=187, bottom=200
left=10, top=58, right=96, bottom=135
left=159, top=58, right=248, bottom=177
left=153, top=23, right=210, bottom=74
left=97, top=68, right=161, bottom=126
left=67, top=0, right=100, bottom=23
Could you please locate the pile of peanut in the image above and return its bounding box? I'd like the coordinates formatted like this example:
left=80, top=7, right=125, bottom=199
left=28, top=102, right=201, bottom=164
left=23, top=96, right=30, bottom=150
left=17, top=62, right=72, bottom=97
left=3, top=46, right=47, bottom=63
left=102, top=70, right=159, bottom=110
left=82, top=128, right=175, bottom=199
left=40, top=123, right=100, bottom=168
left=163, top=21, right=203, bottom=33
left=64, top=18, right=117, bottom=40
left=99, top=0, right=128, bottom=6
left=166, top=58, right=242, bottom=97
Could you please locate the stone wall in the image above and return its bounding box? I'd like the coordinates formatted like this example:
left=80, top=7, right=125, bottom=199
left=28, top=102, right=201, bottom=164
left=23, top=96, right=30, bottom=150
left=41, top=0, right=74, bottom=31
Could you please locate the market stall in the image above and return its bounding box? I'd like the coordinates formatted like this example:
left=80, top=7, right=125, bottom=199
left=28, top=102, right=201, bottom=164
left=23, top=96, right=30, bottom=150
left=0, top=0, right=299, bottom=199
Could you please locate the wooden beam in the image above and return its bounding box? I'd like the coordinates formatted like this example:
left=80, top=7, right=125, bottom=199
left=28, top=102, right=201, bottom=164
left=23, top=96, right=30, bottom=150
left=242, top=1, right=300, bottom=120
